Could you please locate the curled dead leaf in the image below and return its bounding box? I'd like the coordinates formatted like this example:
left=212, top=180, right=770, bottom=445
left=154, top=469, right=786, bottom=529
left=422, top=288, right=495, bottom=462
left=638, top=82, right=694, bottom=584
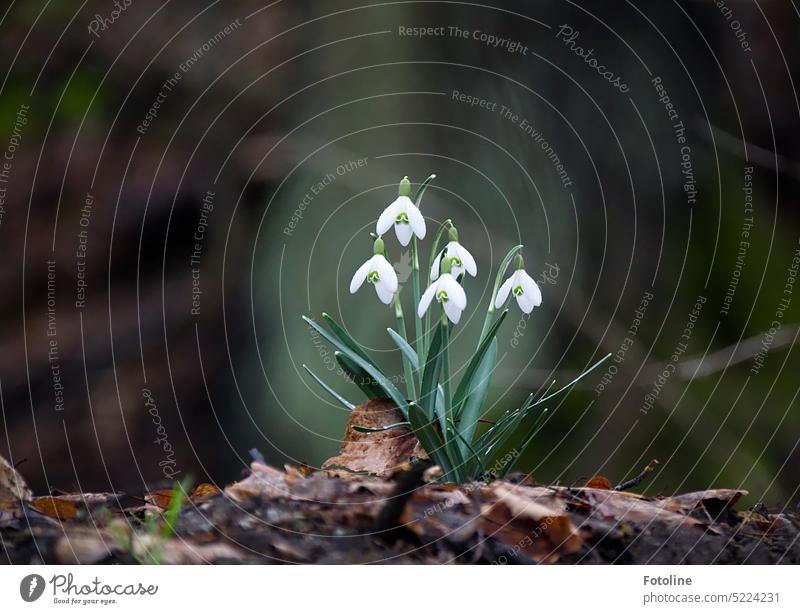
left=323, top=398, right=425, bottom=476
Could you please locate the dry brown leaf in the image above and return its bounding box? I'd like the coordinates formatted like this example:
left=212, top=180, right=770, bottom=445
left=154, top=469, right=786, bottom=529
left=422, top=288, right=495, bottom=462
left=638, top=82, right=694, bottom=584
left=145, top=488, right=176, bottom=509
left=190, top=483, right=221, bottom=499
left=584, top=476, right=613, bottom=489
left=480, top=483, right=582, bottom=562
left=323, top=398, right=424, bottom=476
left=1, top=453, right=32, bottom=511
left=30, top=496, right=78, bottom=521
left=226, top=462, right=290, bottom=501
left=579, top=488, right=709, bottom=531
left=656, top=489, right=747, bottom=512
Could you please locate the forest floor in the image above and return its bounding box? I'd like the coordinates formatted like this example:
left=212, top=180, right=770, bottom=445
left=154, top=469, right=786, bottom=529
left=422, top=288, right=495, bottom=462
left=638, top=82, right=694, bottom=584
left=2, top=399, right=799, bottom=564
left=3, top=457, right=800, bottom=564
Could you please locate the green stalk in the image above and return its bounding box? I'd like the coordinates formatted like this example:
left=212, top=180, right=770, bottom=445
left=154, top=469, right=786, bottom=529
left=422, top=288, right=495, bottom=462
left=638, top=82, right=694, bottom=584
left=422, top=220, right=450, bottom=366
left=411, top=237, right=423, bottom=367
left=440, top=313, right=452, bottom=442
left=393, top=294, right=417, bottom=399
left=411, top=175, right=436, bottom=367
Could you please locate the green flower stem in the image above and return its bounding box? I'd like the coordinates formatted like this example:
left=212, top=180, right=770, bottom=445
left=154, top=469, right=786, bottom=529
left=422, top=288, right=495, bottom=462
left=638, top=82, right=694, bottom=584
left=411, top=236, right=423, bottom=363
left=441, top=313, right=452, bottom=443
left=394, top=294, right=417, bottom=399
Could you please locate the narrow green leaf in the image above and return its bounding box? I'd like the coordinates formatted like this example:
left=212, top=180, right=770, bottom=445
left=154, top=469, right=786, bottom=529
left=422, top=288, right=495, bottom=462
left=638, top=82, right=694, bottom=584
left=352, top=421, right=410, bottom=432
left=408, top=402, right=450, bottom=476
left=335, top=352, right=384, bottom=399
left=413, top=173, right=437, bottom=207
left=419, top=321, right=444, bottom=421
left=452, top=309, right=508, bottom=410
left=387, top=327, right=419, bottom=370
left=498, top=408, right=549, bottom=478
left=448, top=419, right=482, bottom=480
left=303, top=316, right=409, bottom=417
left=322, top=313, right=371, bottom=362
left=302, top=365, right=355, bottom=410
left=532, top=353, right=612, bottom=407
left=455, top=338, right=497, bottom=454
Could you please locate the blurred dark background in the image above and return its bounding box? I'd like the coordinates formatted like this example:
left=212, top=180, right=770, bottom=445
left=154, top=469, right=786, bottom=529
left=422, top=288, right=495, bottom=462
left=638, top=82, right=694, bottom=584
left=0, top=0, right=798, bottom=507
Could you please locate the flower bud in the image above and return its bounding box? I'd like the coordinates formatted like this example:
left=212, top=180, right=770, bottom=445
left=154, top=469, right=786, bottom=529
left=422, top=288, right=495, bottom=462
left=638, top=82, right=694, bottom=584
left=440, top=251, right=452, bottom=275
left=448, top=223, right=459, bottom=242
left=398, top=176, right=411, bottom=197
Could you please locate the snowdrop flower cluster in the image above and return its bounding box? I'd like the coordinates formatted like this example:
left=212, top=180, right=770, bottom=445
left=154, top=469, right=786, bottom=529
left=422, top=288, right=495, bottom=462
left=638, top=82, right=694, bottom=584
left=308, top=173, right=610, bottom=483
left=350, top=176, right=542, bottom=324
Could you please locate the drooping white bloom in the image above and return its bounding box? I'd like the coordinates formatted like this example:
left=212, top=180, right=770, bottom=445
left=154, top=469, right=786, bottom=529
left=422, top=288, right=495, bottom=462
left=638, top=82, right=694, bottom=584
left=350, top=253, right=398, bottom=305
left=418, top=273, right=467, bottom=324
left=495, top=268, right=542, bottom=314
left=431, top=241, right=477, bottom=280
left=376, top=195, right=426, bottom=246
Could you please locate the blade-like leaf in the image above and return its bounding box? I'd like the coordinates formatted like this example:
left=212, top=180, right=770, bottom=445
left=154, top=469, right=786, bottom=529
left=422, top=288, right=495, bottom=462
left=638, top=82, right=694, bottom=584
left=455, top=338, right=497, bottom=454
left=453, top=309, right=508, bottom=410
left=498, top=408, right=549, bottom=478
left=448, top=419, right=482, bottom=480
left=303, top=316, right=409, bottom=416
left=352, top=421, right=411, bottom=433
left=335, top=352, right=384, bottom=399
left=413, top=173, right=436, bottom=207
left=532, top=353, right=612, bottom=407
left=302, top=365, right=355, bottom=410
left=322, top=312, right=371, bottom=362
left=408, top=402, right=450, bottom=475
left=419, top=322, right=444, bottom=421
left=473, top=394, right=533, bottom=461
left=387, top=327, right=419, bottom=371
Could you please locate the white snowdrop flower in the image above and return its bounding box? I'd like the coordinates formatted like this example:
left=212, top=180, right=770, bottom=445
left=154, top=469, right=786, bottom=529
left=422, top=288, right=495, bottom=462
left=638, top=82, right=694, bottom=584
left=376, top=176, right=426, bottom=246
left=349, top=238, right=398, bottom=305
left=418, top=269, right=467, bottom=325
left=430, top=226, right=477, bottom=280
left=494, top=256, right=542, bottom=314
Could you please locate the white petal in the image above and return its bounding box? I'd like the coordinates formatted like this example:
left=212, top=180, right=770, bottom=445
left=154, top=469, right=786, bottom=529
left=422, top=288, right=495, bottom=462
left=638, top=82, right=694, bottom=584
left=455, top=243, right=477, bottom=277
left=516, top=292, right=536, bottom=314
left=394, top=222, right=413, bottom=246
left=373, top=255, right=398, bottom=292
left=519, top=270, right=542, bottom=307
left=349, top=259, right=371, bottom=293
left=405, top=201, right=426, bottom=240
left=494, top=275, right=514, bottom=308
left=376, top=199, right=401, bottom=235
left=443, top=299, right=462, bottom=324
left=441, top=274, right=467, bottom=310
left=418, top=282, right=438, bottom=318
left=430, top=250, right=443, bottom=281
left=375, top=282, right=394, bottom=305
